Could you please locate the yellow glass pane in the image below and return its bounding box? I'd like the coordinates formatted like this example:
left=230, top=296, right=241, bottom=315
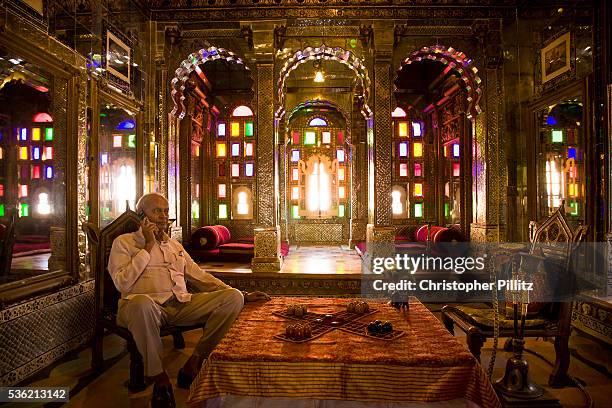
left=231, top=122, right=240, bottom=137
left=413, top=142, right=423, bottom=157
left=20, top=146, right=28, bottom=160
left=216, top=143, right=226, bottom=157
left=414, top=183, right=423, bottom=197
left=398, top=122, right=408, bottom=137
left=32, top=128, right=41, bottom=141
left=338, top=167, right=345, bottom=181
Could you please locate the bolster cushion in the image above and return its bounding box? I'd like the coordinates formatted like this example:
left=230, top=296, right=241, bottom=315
left=191, top=226, right=223, bottom=250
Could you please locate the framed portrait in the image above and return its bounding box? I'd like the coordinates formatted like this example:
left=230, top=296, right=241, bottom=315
left=106, top=30, right=131, bottom=84
left=541, top=32, right=571, bottom=84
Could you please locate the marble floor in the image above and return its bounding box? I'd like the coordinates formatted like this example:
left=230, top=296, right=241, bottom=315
left=9, top=307, right=610, bottom=408
left=199, top=245, right=363, bottom=275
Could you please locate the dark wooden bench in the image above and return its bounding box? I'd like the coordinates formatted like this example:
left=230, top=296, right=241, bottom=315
left=84, top=209, right=202, bottom=392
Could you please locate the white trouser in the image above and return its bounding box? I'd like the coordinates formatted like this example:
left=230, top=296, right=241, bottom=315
left=117, top=288, right=244, bottom=377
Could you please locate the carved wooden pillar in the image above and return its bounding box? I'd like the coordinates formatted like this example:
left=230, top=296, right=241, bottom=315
left=470, top=23, right=507, bottom=242
left=366, top=50, right=394, bottom=243
left=252, top=61, right=281, bottom=271
left=349, top=97, right=368, bottom=248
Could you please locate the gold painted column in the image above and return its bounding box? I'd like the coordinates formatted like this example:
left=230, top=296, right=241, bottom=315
left=366, top=49, right=394, bottom=243
left=252, top=60, right=282, bottom=271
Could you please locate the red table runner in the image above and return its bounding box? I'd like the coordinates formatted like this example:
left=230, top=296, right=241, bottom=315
left=187, top=297, right=500, bottom=407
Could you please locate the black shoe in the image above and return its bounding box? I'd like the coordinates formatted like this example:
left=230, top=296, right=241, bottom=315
left=151, top=383, right=176, bottom=408
left=176, top=368, right=194, bottom=390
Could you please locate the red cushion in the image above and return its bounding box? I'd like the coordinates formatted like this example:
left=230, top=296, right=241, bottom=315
left=355, top=242, right=366, bottom=257
left=191, top=226, right=223, bottom=250
left=189, top=248, right=221, bottom=261
left=13, top=242, right=50, bottom=253
left=395, top=235, right=411, bottom=242
left=219, top=243, right=254, bottom=254
left=432, top=227, right=464, bottom=243
left=281, top=242, right=290, bottom=257
left=213, top=225, right=231, bottom=244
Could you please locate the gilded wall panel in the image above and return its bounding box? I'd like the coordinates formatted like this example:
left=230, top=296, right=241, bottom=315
left=373, top=63, right=392, bottom=226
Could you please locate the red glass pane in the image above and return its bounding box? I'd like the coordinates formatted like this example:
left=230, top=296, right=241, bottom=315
left=337, top=131, right=344, bottom=144
left=218, top=163, right=225, bottom=177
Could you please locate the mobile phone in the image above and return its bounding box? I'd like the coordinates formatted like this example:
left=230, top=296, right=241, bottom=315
left=137, top=209, right=147, bottom=221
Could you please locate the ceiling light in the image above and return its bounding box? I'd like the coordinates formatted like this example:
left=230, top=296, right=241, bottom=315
left=314, top=70, right=325, bottom=82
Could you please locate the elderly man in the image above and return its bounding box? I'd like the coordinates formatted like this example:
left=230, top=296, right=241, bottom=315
left=108, top=193, right=269, bottom=408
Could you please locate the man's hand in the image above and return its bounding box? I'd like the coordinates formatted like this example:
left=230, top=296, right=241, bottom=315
left=244, top=291, right=271, bottom=302
left=142, top=218, right=157, bottom=252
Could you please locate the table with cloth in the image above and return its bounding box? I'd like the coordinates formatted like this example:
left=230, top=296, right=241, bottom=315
left=187, top=297, right=501, bottom=408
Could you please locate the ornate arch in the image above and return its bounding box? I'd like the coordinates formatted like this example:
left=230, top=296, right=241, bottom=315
left=277, top=45, right=371, bottom=118
left=398, top=45, right=483, bottom=119
left=170, top=46, right=251, bottom=119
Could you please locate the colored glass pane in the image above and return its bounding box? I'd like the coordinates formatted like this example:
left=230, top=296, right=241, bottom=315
left=45, top=166, right=54, bottom=179
left=219, top=204, right=228, bottom=219
left=113, top=135, right=122, bottom=147
left=398, top=122, right=408, bottom=137
left=20, top=146, right=28, bottom=160
left=0, top=204, right=3, bottom=217
left=0, top=147, right=2, bottom=159
left=116, top=119, right=135, bottom=130
left=391, top=107, right=407, bottom=117
left=322, top=131, right=331, bottom=144
left=0, top=185, right=3, bottom=197
left=304, top=131, right=316, bottom=145
left=33, top=112, right=53, bottom=122
left=45, top=128, right=53, bottom=141
left=231, top=122, right=240, bottom=137
left=245, top=163, right=254, bottom=177
left=231, top=143, right=240, bottom=156
left=414, top=203, right=423, bottom=218
left=453, top=162, right=460, bottom=177
left=570, top=202, right=579, bottom=216
left=413, top=142, right=423, bottom=157
left=292, top=205, right=300, bottom=219
left=452, top=144, right=460, bottom=158
left=216, top=143, right=227, bottom=157
left=245, top=122, right=254, bottom=137
left=338, top=167, right=345, bottom=181
left=218, top=184, right=226, bottom=198
left=32, top=128, right=41, bottom=141
left=414, top=163, right=422, bottom=177
left=338, top=204, right=345, bottom=218
left=231, top=163, right=240, bottom=177
left=339, top=186, right=345, bottom=199
left=218, top=123, right=226, bottom=137
left=309, top=117, right=327, bottom=126
left=337, top=149, right=345, bottom=162
left=44, top=147, right=53, bottom=160
left=443, top=145, right=448, bottom=157
left=291, top=150, right=300, bottom=162
left=19, top=128, right=27, bottom=141
left=292, top=132, right=300, bottom=145
left=414, top=183, right=423, bottom=197
left=32, top=146, right=40, bottom=160
left=128, top=134, right=136, bottom=148
left=20, top=165, right=28, bottom=181
left=32, top=165, right=41, bottom=179
left=292, top=168, right=299, bottom=181
left=101, top=153, right=108, bottom=165
left=399, top=163, right=408, bottom=177
left=19, top=184, right=28, bottom=198
left=20, top=203, right=29, bottom=217
left=399, top=142, right=408, bottom=157
left=445, top=203, right=450, bottom=217
left=232, top=105, right=253, bottom=117
left=337, top=131, right=344, bottom=144
left=552, top=130, right=563, bottom=143
left=412, top=122, right=422, bottom=137
left=192, top=201, right=200, bottom=220
left=245, top=142, right=254, bottom=156
left=292, top=186, right=300, bottom=200
left=567, top=147, right=576, bottom=159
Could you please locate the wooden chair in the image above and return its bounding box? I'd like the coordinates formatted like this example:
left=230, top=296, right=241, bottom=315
left=441, top=205, right=588, bottom=387
left=85, top=209, right=202, bottom=392
left=0, top=210, right=16, bottom=278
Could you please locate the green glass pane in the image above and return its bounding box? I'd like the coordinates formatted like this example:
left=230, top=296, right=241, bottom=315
left=338, top=204, right=345, bottom=218
left=444, top=203, right=450, bottom=217
left=245, top=122, right=254, bottom=137
left=20, top=203, right=29, bottom=217
left=45, top=128, right=54, bottom=141
left=219, top=204, right=228, bottom=219
left=570, top=202, right=579, bottom=216
left=0, top=204, right=4, bottom=217
left=304, top=131, right=316, bottom=145
left=192, top=201, right=200, bottom=220
left=552, top=130, right=563, bottom=143
left=414, top=203, right=423, bottom=218
left=128, top=134, right=136, bottom=148
left=292, top=205, right=300, bottom=219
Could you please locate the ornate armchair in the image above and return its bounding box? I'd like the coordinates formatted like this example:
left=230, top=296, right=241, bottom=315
left=84, top=209, right=202, bottom=392
left=441, top=205, right=588, bottom=387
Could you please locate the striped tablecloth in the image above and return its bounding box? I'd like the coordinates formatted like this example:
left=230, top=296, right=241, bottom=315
left=187, top=297, right=500, bottom=408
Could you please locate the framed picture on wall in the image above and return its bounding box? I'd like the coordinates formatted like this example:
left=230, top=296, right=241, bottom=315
left=106, top=30, right=131, bottom=84
left=541, top=32, right=571, bottom=84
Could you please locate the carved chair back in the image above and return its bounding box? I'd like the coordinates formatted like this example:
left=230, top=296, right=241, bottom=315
left=89, top=210, right=141, bottom=323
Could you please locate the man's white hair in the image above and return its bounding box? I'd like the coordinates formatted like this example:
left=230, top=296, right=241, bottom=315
left=135, top=193, right=167, bottom=212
